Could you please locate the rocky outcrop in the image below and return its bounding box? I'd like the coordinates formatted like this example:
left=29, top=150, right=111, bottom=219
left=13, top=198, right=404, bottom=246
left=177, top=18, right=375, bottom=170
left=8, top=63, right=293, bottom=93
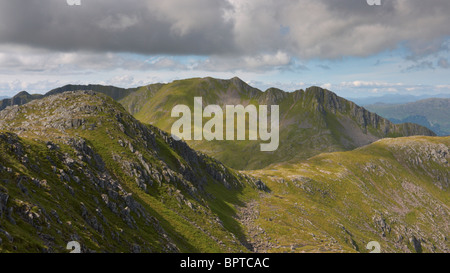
left=259, top=88, right=289, bottom=105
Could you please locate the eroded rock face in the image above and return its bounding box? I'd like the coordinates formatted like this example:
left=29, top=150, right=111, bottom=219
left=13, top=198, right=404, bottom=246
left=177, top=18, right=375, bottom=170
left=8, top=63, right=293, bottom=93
left=0, top=190, right=9, bottom=218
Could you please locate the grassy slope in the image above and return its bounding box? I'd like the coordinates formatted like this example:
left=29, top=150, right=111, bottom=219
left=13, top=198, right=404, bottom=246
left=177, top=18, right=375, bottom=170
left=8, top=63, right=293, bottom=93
left=123, top=77, right=434, bottom=170
left=245, top=136, right=449, bottom=253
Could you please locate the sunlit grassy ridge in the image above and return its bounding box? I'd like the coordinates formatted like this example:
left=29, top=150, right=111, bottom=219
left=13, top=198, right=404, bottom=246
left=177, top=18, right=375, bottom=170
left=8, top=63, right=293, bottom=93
left=245, top=136, right=449, bottom=252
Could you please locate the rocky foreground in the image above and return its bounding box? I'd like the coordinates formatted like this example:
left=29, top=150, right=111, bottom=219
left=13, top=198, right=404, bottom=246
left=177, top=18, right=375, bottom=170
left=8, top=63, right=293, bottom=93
left=0, top=91, right=266, bottom=253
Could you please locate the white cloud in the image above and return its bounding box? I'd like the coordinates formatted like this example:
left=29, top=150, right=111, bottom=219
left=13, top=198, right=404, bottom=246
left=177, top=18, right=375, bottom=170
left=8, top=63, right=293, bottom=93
left=225, top=0, right=450, bottom=59
left=340, top=81, right=404, bottom=88
left=147, top=0, right=231, bottom=37
left=243, top=51, right=291, bottom=69
left=438, top=58, right=449, bottom=69
left=108, top=75, right=135, bottom=87
left=146, top=57, right=188, bottom=70
left=0, top=1, right=449, bottom=98
left=194, top=51, right=293, bottom=72
left=0, top=79, right=62, bottom=96
left=98, top=14, right=139, bottom=31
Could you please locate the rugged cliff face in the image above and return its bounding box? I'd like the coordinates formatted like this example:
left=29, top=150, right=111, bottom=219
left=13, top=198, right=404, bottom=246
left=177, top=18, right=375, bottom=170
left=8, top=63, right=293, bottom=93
left=0, top=91, right=265, bottom=253
left=304, top=86, right=435, bottom=138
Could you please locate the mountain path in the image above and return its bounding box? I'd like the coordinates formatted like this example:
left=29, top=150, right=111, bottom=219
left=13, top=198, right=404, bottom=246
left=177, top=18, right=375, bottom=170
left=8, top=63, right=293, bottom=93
left=236, top=194, right=278, bottom=253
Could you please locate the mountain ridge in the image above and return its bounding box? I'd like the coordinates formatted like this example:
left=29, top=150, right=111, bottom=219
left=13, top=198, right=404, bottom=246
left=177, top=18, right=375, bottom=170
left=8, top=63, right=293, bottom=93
left=0, top=91, right=44, bottom=112
left=0, top=77, right=436, bottom=170
left=0, top=85, right=138, bottom=112
left=349, top=93, right=450, bottom=106
left=245, top=135, right=449, bottom=253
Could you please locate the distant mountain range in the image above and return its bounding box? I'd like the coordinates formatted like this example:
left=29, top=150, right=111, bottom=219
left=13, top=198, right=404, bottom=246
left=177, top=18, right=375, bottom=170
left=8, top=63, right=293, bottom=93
left=0, top=91, right=43, bottom=110
left=0, top=85, right=139, bottom=112
left=365, top=98, right=450, bottom=136
left=4, top=88, right=450, bottom=108
left=0, top=89, right=448, bottom=253
left=0, top=77, right=435, bottom=170
left=349, top=93, right=450, bottom=106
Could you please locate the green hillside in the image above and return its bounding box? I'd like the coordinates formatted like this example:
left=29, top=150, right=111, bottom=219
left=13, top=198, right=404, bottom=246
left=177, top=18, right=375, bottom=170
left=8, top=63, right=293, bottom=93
left=119, top=77, right=435, bottom=170
left=245, top=136, right=449, bottom=253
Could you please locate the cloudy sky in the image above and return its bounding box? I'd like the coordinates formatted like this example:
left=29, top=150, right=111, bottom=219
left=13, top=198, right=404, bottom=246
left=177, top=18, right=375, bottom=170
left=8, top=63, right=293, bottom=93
left=0, top=0, right=449, bottom=98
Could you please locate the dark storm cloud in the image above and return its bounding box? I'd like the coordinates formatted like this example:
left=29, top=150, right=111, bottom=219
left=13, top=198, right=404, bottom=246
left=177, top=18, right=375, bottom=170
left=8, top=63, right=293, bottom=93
left=0, top=0, right=449, bottom=60
left=0, top=0, right=235, bottom=55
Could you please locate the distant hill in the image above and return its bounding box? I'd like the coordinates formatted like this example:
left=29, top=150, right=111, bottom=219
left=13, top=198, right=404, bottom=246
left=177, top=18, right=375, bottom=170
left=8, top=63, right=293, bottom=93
left=0, top=85, right=138, bottom=112
left=45, top=84, right=139, bottom=101
left=365, top=98, right=450, bottom=136
left=349, top=93, right=450, bottom=106
left=0, top=91, right=43, bottom=111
